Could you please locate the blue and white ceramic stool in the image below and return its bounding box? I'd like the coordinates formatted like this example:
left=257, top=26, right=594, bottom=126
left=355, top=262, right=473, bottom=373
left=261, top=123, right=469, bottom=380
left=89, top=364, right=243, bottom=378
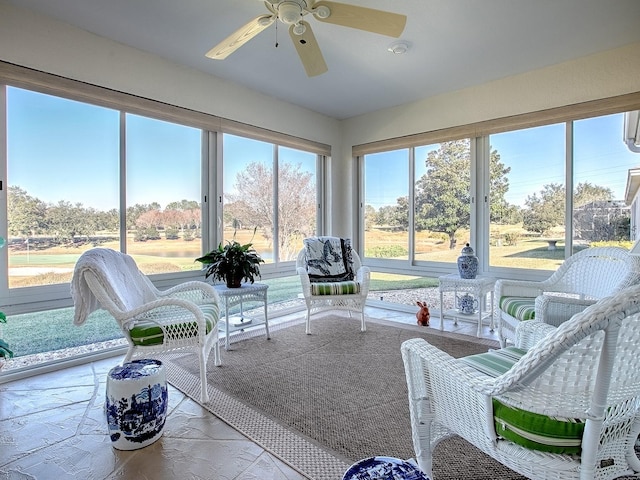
left=105, top=359, right=168, bottom=450
left=343, top=456, right=430, bottom=480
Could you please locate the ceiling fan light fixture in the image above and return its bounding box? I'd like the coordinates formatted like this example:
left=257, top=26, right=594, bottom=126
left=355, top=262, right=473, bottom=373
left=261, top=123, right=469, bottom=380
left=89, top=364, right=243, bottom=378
left=278, top=2, right=303, bottom=25
left=292, top=23, right=306, bottom=35
left=314, top=5, right=331, bottom=19
left=387, top=41, right=409, bottom=55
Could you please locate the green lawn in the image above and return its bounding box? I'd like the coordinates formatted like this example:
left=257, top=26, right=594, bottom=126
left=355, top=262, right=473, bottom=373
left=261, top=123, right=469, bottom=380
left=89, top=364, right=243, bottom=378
left=3, top=239, right=630, bottom=360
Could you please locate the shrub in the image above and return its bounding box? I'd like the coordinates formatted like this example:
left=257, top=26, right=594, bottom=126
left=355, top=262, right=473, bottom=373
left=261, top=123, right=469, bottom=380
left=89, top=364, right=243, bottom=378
left=365, top=245, right=409, bottom=258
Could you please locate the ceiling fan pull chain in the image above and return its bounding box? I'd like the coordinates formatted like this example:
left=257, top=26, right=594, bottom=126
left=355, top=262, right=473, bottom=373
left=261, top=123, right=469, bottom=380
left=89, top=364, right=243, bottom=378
left=275, top=19, right=279, bottom=48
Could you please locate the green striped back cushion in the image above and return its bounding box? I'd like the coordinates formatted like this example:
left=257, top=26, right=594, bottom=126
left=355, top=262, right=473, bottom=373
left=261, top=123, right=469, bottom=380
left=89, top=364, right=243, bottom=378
left=499, top=296, right=536, bottom=321
left=460, top=346, right=528, bottom=377
left=461, top=347, right=584, bottom=454
left=310, top=281, right=361, bottom=296
left=129, top=303, right=220, bottom=347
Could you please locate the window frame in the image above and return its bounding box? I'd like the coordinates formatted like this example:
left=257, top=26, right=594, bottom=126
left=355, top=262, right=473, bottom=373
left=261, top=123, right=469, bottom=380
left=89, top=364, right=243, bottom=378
left=0, top=61, right=329, bottom=316
left=356, top=93, right=640, bottom=282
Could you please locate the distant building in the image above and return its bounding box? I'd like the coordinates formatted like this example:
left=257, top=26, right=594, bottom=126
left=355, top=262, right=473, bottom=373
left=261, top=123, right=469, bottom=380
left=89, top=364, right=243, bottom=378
left=625, top=168, right=640, bottom=242
left=574, top=200, right=630, bottom=242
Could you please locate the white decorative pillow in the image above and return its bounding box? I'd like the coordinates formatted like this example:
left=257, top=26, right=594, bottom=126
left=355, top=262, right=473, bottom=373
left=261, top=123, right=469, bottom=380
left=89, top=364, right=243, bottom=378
left=303, top=237, right=354, bottom=283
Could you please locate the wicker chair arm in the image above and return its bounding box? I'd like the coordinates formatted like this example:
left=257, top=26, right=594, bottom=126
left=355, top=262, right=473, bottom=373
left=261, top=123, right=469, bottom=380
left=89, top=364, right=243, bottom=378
left=356, top=266, right=371, bottom=294
left=515, top=320, right=557, bottom=349
left=157, top=280, right=220, bottom=303
left=401, top=338, right=499, bottom=395
left=535, top=294, right=596, bottom=327
left=297, top=266, right=312, bottom=292
left=120, top=297, right=206, bottom=325
left=495, top=278, right=546, bottom=299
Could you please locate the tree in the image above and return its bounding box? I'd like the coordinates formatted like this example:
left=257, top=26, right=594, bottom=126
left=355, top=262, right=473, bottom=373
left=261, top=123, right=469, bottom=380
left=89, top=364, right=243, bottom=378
left=364, top=204, right=377, bottom=231
left=413, top=139, right=511, bottom=248
left=94, top=208, right=119, bottom=232
left=45, top=200, right=94, bottom=243
left=225, top=162, right=316, bottom=261
left=7, top=186, right=47, bottom=237
left=126, top=203, right=161, bottom=231
left=523, top=182, right=615, bottom=236
left=165, top=200, right=201, bottom=240
left=523, top=183, right=565, bottom=235
left=574, top=182, right=613, bottom=207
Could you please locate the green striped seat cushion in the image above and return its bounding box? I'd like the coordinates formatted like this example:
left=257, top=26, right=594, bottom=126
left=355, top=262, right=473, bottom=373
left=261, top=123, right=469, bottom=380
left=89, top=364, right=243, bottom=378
left=129, top=303, right=220, bottom=347
left=461, top=347, right=584, bottom=454
left=499, top=296, right=536, bottom=321
left=310, top=281, right=361, bottom=296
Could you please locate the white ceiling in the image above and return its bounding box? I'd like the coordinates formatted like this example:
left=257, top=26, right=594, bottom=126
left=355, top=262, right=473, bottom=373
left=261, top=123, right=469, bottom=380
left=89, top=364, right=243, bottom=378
left=7, top=0, right=640, bottom=119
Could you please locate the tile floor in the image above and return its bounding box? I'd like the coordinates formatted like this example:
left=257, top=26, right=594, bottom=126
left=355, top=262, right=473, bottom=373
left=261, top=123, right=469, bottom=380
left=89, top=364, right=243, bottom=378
left=0, top=307, right=499, bottom=480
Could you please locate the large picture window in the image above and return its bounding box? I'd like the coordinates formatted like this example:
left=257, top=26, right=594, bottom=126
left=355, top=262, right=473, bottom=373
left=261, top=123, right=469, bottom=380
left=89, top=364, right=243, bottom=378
left=1, top=81, right=324, bottom=371
left=222, top=134, right=319, bottom=264
left=125, top=113, right=203, bottom=274
left=489, top=123, right=566, bottom=270
left=7, top=87, right=120, bottom=288
left=360, top=111, right=640, bottom=282
left=572, top=114, right=637, bottom=254
left=414, top=140, right=472, bottom=262
left=363, top=149, right=409, bottom=260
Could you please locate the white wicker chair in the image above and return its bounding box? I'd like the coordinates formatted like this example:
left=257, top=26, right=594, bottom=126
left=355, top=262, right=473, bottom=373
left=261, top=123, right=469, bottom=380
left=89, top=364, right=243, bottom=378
left=495, top=246, right=640, bottom=347
left=401, top=285, right=640, bottom=480
left=296, top=241, right=371, bottom=334
left=71, top=248, right=221, bottom=403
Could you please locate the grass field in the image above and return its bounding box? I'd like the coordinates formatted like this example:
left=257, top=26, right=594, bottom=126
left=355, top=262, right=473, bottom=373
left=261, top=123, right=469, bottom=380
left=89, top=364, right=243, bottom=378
left=8, top=227, right=632, bottom=288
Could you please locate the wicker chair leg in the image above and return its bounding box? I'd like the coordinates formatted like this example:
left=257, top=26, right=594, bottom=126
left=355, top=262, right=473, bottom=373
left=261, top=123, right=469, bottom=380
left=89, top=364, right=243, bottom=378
left=305, top=307, right=312, bottom=335
left=213, top=341, right=221, bottom=367
left=199, top=349, right=209, bottom=403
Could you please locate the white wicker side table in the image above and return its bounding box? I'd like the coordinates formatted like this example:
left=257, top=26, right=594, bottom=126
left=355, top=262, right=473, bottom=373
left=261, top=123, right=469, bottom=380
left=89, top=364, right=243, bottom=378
left=214, top=283, right=269, bottom=350
left=438, top=274, right=496, bottom=337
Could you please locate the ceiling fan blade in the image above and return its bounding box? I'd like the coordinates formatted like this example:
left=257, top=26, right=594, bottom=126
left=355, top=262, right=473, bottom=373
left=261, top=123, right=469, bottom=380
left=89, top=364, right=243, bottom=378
left=289, top=21, right=328, bottom=77
left=206, top=14, right=275, bottom=59
left=312, top=1, right=406, bottom=38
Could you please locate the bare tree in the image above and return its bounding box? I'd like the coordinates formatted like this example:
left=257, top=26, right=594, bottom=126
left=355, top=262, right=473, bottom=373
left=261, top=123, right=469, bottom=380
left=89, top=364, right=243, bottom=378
left=225, top=162, right=316, bottom=260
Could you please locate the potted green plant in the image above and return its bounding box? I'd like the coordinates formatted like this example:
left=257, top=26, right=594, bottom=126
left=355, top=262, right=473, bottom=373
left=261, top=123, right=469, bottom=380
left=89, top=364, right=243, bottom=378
left=195, top=234, right=264, bottom=288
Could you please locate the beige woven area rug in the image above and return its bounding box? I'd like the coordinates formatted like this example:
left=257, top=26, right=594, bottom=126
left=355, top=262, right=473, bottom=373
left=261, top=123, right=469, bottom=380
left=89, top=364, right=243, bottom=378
left=161, top=315, right=533, bottom=480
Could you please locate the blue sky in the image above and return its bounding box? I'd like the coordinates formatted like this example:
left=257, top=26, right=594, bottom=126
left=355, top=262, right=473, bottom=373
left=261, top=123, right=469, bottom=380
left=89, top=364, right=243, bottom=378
left=7, top=87, right=640, bottom=212
left=365, top=113, right=639, bottom=209
left=7, top=87, right=316, bottom=211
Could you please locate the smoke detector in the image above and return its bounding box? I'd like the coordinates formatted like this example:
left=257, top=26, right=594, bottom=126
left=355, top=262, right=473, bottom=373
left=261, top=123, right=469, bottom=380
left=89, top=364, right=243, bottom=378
left=387, top=41, right=409, bottom=54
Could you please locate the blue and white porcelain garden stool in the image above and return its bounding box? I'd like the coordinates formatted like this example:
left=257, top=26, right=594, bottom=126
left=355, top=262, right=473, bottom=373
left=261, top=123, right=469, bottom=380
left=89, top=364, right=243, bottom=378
left=105, top=359, right=168, bottom=450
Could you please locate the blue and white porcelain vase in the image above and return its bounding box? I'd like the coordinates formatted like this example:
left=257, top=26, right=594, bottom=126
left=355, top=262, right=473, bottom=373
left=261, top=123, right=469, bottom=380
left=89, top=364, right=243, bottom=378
left=457, top=243, right=478, bottom=279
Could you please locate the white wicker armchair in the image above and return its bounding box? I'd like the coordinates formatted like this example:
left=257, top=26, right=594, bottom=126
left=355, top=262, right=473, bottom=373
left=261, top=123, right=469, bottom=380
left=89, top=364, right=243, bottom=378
left=401, top=284, right=640, bottom=480
left=296, top=237, right=371, bottom=334
left=71, top=248, right=221, bottom=403
left=495, top=246, right=640, bottom=347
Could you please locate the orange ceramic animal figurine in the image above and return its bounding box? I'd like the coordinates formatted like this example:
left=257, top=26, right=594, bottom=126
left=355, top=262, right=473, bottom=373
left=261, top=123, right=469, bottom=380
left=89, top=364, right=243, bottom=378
left=416, top=301, right=430, bottom=326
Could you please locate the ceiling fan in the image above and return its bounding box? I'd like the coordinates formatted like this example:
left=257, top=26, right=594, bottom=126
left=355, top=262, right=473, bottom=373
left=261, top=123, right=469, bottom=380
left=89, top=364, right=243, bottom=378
left=205, top=0, right=407, bottom=77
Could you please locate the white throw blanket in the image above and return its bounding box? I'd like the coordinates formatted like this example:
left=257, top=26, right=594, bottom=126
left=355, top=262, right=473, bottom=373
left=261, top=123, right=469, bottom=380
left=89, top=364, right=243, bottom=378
left=71, top=248, right=155, bottom=326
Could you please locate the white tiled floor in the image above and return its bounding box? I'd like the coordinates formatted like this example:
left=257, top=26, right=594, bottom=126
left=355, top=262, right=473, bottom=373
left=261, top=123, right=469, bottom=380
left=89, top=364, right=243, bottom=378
left=0, top=307, right=499, bottom=479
